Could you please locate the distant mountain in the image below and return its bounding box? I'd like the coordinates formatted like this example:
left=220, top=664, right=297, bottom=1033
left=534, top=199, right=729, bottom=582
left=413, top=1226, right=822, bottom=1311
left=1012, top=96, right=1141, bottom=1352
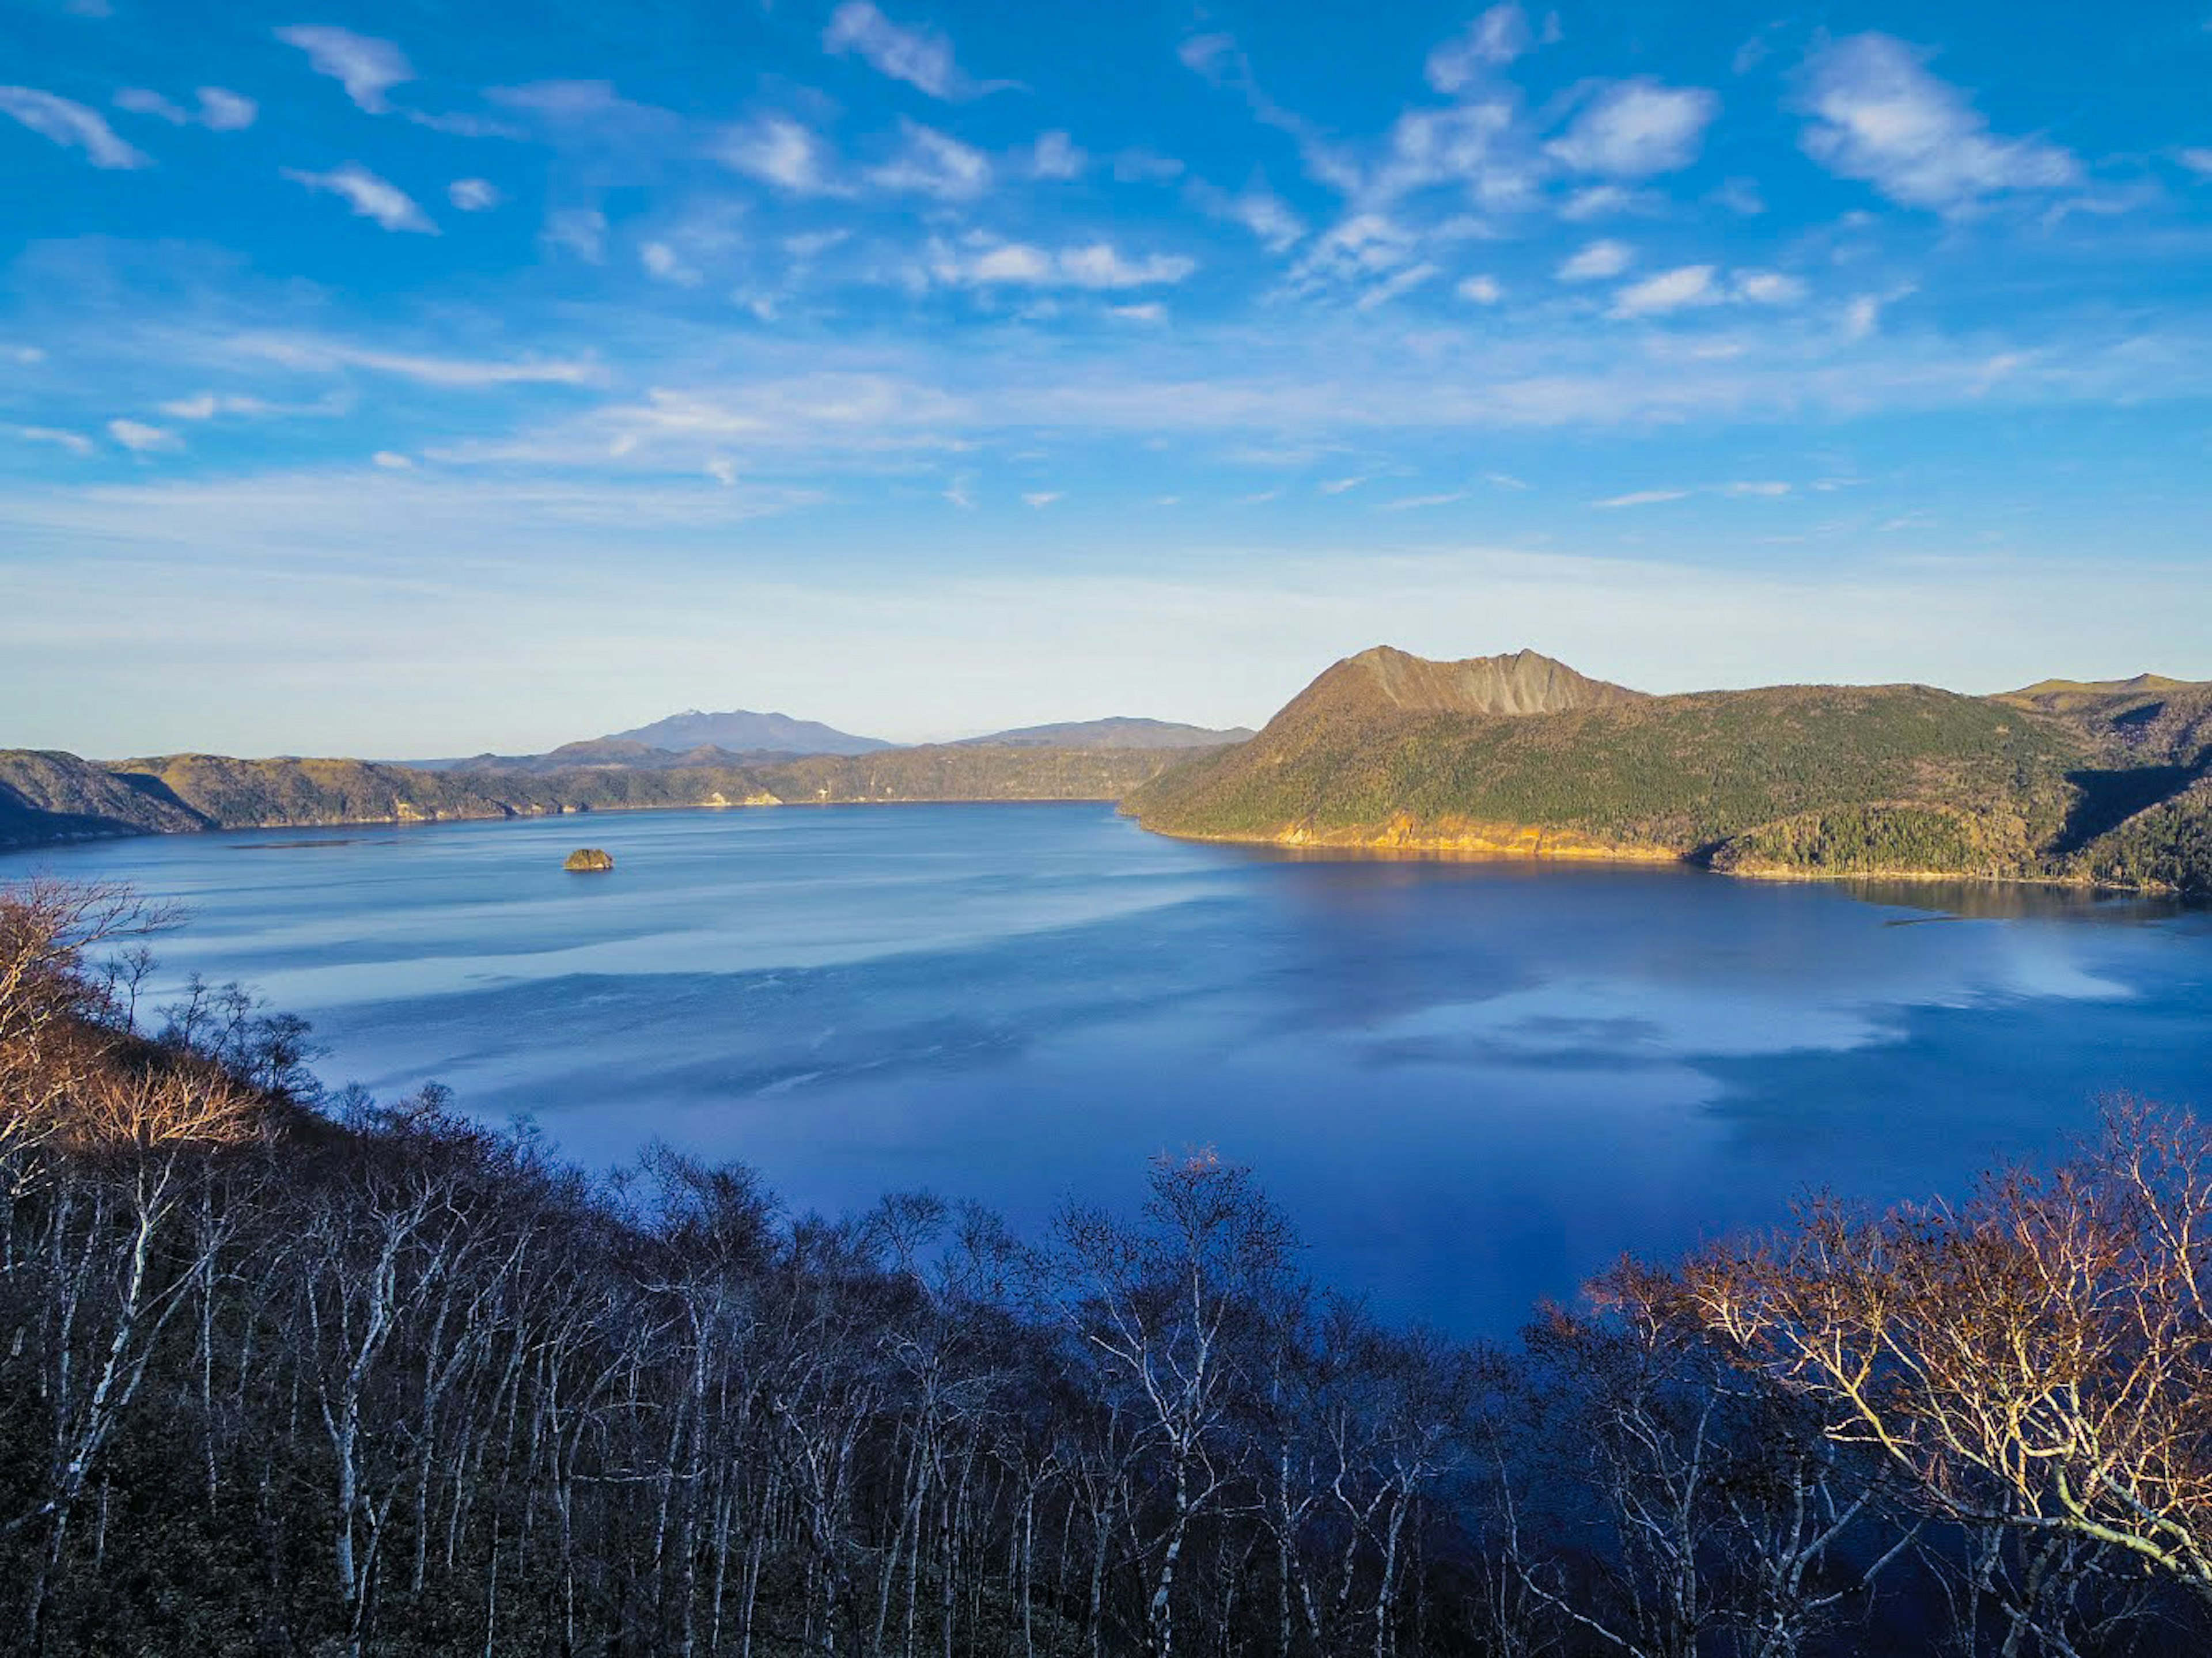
left=955, top=718, right=1255, bottom=750
left=607, top=709, right=891, bottom=756
left=1126, top=644, right=2212, bottom=894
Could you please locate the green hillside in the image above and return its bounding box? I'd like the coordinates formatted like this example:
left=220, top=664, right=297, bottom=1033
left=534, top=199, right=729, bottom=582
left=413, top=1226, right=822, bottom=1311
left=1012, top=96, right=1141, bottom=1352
left=1129, top=648, right=2212, bottom=894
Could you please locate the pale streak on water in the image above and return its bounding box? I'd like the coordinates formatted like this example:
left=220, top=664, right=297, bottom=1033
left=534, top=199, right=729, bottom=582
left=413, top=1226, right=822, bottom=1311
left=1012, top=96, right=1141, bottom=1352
left=10, top=803, right=2209, bottom=1332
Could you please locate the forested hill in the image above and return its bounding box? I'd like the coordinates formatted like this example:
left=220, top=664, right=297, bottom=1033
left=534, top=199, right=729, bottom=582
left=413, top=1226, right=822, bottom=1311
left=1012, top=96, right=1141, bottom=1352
left=0, top=743, right=1193, bottom=850
left=1127, top=647, right=2212, bottom=894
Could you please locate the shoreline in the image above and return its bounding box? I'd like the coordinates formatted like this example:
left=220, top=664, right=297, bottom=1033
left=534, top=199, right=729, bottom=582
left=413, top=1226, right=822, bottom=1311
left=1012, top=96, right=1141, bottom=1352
left=1129, top=816, right=2177, bottom=898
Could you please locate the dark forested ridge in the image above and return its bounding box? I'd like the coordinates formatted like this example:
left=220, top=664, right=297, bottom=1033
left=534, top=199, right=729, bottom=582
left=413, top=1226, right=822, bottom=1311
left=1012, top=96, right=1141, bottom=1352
left=0, top=744, right=1194, bottom=851
left=1129, top=650, right=2212, bottom=894
left=7, top=879, right=2212, bottom=1656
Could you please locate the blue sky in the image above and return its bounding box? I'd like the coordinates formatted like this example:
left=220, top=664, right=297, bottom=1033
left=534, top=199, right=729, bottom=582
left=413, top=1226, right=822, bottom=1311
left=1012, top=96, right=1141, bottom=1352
left=4, top=0, right=2211, bottom=754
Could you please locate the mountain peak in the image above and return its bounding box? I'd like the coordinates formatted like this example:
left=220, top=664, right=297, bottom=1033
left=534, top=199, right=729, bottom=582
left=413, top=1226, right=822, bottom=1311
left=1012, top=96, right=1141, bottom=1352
left=605, top=708, right=892, bottom=756
left=1320, top=646, right=1645, bottom=719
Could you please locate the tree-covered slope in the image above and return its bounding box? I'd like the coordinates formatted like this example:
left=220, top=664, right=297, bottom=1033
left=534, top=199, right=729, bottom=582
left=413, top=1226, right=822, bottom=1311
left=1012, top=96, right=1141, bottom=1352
left=1130, top=647, right=2212, bottom=891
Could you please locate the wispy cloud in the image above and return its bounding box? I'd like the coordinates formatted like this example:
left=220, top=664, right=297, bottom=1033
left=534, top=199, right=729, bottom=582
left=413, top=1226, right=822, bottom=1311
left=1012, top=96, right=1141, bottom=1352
left=1020, top=490, right=1061, bottom=508
left=1424, top=5, right=1532, bottom=93
left=107, top=418, right=179, bottom=453
left=1187, top=180, right=1306, bottom=252
left=223, top=333, right=598, bottom=389
left=116, top=85, right=257, bottom=131
left=1556, top=238, right=1633, bottom=280
left=1799, top=34, right=2082, bottom=213
left=869, top=119, right=990, bottom=198
left=1029, top=130, right=1084, bottom=180
left=541, top=208, right=607, bottom=262
left=927, top=238, right=1194, bottom=290
left=714, top=115, right=844, bottom=195
left=282, top=164, right=437, bottom=233
left=641, top=241, right=702, bottom=286
left=1609, top=263, right=1717, bottom=318
left=1547, top=79, right=1719, bottom=177
left=823, top=2, right=982, bottom=100
left=275, top=25, right=412, bottom=114
left=1380, top=491, right=1468, bottom=510
left=0, top=86, right=149, bottom=168
left=1594, top=488, right=1690, bottom=508
left=7, top=424, right=94, bottom=456
left=448, top=177, right=502, bottom=211
left=1457, top=274, right=1503, bottom=303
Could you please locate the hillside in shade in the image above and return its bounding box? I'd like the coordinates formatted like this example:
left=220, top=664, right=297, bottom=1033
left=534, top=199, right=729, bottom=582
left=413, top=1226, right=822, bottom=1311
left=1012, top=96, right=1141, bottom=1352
left=605, top=708, right=892, bottom=755
left=953, top=716, right=1255, bottom=749
left=1127, top=647, right=2212, bottom=894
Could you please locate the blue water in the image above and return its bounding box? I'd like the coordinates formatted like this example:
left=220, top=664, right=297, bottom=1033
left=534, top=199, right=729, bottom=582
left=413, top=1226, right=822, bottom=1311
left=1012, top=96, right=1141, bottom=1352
left=9, top=803, right=2210, bottom=1332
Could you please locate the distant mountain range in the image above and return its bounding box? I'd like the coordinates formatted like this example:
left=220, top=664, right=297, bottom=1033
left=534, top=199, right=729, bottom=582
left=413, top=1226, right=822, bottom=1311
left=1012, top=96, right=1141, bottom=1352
left=953, top=717, right=1256, bottom=750
left=1125, top=647, right=2212, bottom=895
left=403, top=712, right=1254, bottom=771
left=606, top=708, right=893, bottom=756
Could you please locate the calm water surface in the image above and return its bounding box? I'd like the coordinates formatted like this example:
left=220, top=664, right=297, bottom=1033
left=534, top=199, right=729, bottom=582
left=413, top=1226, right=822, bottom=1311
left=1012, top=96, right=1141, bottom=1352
left=9, top=803, right=2210, bottom=1331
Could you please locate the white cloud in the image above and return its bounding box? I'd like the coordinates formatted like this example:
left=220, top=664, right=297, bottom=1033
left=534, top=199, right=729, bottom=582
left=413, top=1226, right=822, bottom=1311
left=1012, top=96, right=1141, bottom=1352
left=1457, top=274, right=1503, bottom=303
left=870, top=119, right=990, bottom=198
left=282, top=163, right=437, bottom=233
left=124, top=86, right=257, bottom=131
left=225, top=332, right=597, bottom=388
left=1800, top=34, right=2081, bottom=213
left=1724, top=480, right=1791, bottom=496
left=933, top=239, right=1195, bottom=291
left=641, top=241, right=702, bottom=286
left=1547, top=79, right=1719, bottom=177
left=1356, top=261, right=1441, bottom=310
left=275, top=25, right=412, bottom=114
left=115, top=88, right=189, bottom=124
left=1843, top=294, right=1883, bottom=340
left=1483, top=471, right=1529, bottom=489
left=448, top=177, right=502, bottom=211
left=823, top=2, right=974, bottom=99
left=1556, top=238, right=1633, bottom=280
left=1060, top=242, right=1195, bottom=288
left=1030, top=130, right=1084, bottom=180
left=541, top=208, right=607, bottom=262
left=0, top=86, right=149, bottom=168
left=1320, top=475, right=1370, bottom=494
left=372, top=450, right=412, bottom=469
left=714, top=115, right=841, bottom=195
left=196, top=87, right=257, bottom=131
left=1610, top=264, right=1719, bottom=317
left=1594, top=488, right=1689, bottom=508
left=1380, top=491, right=1468, bottom=510
left=1187, top=180, right=1305, bottom=252
left=7, top=424, right=94, bottom=456
left=1425, top=5, right=1532, bottom=93
left=705, top=457, right=737, bottom=487
left=1733, top=269, right=1807, bottom=305
left=107, top=418, right=178, bottom=452
left=1109, top=302, right=1166, bottom=323
left=1177, top=33, right=1237, bottom=78
left=158, top=392, right=269, bottom=419
left=2176, top=147, right=2212, bottom=178
left=1558, top=183, right=1637, bottom=220
left=1021, top=491, right=1061, bottom=508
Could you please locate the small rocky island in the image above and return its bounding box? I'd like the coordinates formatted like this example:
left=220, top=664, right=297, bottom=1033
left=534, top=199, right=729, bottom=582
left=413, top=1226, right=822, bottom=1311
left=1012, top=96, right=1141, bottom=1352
left=563, top=847, right=615, bottom=872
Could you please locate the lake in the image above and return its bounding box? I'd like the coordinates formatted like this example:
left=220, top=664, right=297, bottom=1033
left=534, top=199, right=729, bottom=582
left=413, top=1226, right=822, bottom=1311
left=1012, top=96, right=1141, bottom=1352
left=8, top=802, right=2210, bottom=1332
